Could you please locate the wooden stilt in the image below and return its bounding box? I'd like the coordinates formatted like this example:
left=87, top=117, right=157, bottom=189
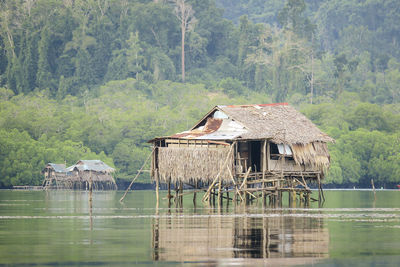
left=299, top=191, right=304, bottom=204
left=120, top=148, right=155, bottom=202
left=277, top=191, right=282, bottom=207
left=89, top=170, right=93, bottom=198
left=218, top=176, right=222, bottom=205
left=371, top=179, right=376, bottom=201
left=193, top=182, right=197, bottom=206
left=175, top=181, right=179, bottom=207
left=155, top=170, right=159, bottom=205
left=317, top=173, right=325, bottom=204
left=179, top=181, right=183, bottom=208
left=167, top=177, right=171, bottom=208
left=291, top=190, right=296, bottom=208
left=203, top=144, right=234, bottom=202
left=262, top=140, right=267, bottom=206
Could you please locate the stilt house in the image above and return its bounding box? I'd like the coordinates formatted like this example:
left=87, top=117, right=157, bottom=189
left=149, top=103, right=334, bottom=202
left=43, top=160, right=117, bottom=190
left=42, top=163, right=68, bottom=187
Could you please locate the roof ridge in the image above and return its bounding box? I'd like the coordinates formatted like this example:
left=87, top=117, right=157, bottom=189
left=221, top=103, right=288, bottom=108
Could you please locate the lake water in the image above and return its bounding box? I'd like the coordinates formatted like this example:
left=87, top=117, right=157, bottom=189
left=0, top=190, right=399, bottom=266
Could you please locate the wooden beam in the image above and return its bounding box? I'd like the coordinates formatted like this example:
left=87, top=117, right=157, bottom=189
left=239, top=167, right=252, bottom=190
left=262, top=140, right=267, bottom=201
left=267, top=141, right=271, bottom=171
left=120, top=148, right=155, bottom=202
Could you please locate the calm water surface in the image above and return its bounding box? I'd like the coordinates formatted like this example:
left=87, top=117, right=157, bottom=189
left=0, top=190, right=399, bottom=266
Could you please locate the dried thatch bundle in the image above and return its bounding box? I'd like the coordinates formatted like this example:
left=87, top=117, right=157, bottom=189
left=78, top=171, right=118, bottom=189
left=157, top=147, right=234, bottom=184
left=52, top=171, right=117, bottom=190
left=291, top=142, right=330, bottom=172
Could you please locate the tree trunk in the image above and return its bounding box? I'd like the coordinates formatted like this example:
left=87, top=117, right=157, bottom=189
left=181, top=23, right=185, bottom=82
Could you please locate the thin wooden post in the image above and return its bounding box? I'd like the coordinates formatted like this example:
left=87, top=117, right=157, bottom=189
left=240, top=167, right=251, bottom=204
left=317, top=173, right=325, bottom=203
left=120, top=148, right=155, bottom=202
left=179, top=181, right=183, bottom=207
left=305, top=192, right=310, bottom=206
left=89, top=170, right=93, bottom=202
left=226, top=164, right=243, bottom=202
left=290, top=190, right=296, bottom=208
left=371, top=179, right=376, bottom=201
left=218, top=175, right=222, bottom=205
left=193, top=181, right=197, bottom=206
left=167, top=177, right=172, bottom=207
left=266, top=142, right=270, bottom=171
left=175, top=181, right=179, bottom=207
left=262, top=140, right=267, bottom=205
left=203, top=144, right=234, bottom=201
left=155, top=170, right=159, bottom=205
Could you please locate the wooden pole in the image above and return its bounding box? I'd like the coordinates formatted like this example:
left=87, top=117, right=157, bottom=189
left=120, top=148, right=155, bottom=202
left=291, top=190, right=296, bottom=208
left=89, top=170, right=93, bottom=201
left=226, top=164, right=243, bottom=202
left=179, top=181, right=183, bottom=207
left=318, top=173, right=325, bottom=202
left=193, top=181, right=197, bottom=206
left=167, top=177, right=171, bottom=208
left=262, top=140, right=267, bottom=205
left=218, top=175, right=222, bottom=205
left=203, top=144, right=234, bottom=201
left=240, top=167, right=251, bottom=204
left=371, top=179, right=376, bottom=201
left=305, top=192, right=310, bottom=206
left=175, top=181, right=179, bottom=207
left=155, top=170, right=159, bottom=205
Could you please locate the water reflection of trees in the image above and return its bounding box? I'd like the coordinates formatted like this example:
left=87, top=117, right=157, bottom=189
left=152, top=208, right=328, bottom=263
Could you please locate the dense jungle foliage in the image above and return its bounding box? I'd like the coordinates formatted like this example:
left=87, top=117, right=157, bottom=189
left=1, top=0, right=399, bottom=188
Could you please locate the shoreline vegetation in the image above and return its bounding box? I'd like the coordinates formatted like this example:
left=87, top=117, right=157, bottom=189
left=1, top=0, right=400, bottom=189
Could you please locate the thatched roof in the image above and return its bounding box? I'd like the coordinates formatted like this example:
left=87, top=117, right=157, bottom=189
left=67, top=160, right=115, bottom=173
left=43, top=163, right=67, bottom=173
left=151, top=103, right=334, bottom=144
left=218, top=104, right=333, bottom=144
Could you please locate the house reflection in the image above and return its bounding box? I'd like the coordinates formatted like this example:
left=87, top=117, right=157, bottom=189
left=152, top=209, right=329, bottom=263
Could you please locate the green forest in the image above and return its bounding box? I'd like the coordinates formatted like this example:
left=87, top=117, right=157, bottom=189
left=0, top=0, right=399, bottom=188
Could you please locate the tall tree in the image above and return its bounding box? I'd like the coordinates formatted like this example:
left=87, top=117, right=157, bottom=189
left=172, top=0, right=196, bottom=82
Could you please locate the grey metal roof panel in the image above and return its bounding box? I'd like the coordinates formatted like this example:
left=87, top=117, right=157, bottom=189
left=72, top=160, right=115, bottom=172
left=47, top=163, right=67, bottom=173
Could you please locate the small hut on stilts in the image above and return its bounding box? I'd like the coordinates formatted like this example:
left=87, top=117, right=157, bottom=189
left=42, top=160, right=117, bottom=190
left=149, top=103, right=334, bottom=206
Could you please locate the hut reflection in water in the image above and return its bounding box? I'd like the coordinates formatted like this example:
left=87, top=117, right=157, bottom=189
left=152, top=209, right=329, bottom=264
